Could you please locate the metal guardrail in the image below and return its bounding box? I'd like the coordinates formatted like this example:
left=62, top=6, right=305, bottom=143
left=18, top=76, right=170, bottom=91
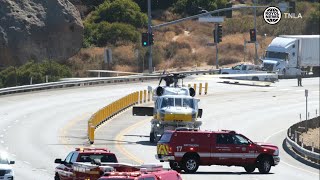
left=0, top=75, right=157, bottom=96
left=0, top=69, right=218, bottom=96
left=286, top=135, right=320, bottom=161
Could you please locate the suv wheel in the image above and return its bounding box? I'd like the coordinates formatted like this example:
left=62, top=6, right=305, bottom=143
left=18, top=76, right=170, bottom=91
left=244, top=165, right=255, bottom=173
left=182, top=156, right=199, bottom=173
left=258, top=157, right=272, bottom=174
left=54, top=173, right=60, bottom=180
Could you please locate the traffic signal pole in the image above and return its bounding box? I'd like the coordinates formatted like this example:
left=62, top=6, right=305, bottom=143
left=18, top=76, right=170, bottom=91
left=215, top=24, right=219, bottom=69
left=253, top=0, right=258, bottom=65
left=147, top=0, right=153, bottom=73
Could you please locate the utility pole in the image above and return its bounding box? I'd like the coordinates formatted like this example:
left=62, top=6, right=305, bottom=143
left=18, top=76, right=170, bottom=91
left=147, top=0, right=152, bottom=73
left=253, top=0, right=258, bottom=65
left=215, top=23, right=219, bottom=69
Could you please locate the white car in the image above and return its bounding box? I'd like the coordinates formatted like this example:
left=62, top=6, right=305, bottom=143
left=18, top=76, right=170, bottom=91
left=0, top=152, right=14, bottom=180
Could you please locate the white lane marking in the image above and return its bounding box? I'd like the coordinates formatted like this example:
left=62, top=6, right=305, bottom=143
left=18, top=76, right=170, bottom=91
left=264, top=128, right=287, bottom=142
left=264, top=128, right=319, bottom=176
left=23, top=161, right=31, bottom=165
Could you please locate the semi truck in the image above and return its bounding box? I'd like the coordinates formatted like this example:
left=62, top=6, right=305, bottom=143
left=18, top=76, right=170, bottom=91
left=262, top=35, right=320, bottom=77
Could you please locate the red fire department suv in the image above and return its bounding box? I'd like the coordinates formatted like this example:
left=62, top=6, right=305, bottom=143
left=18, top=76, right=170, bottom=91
left=54, top=148, right=118, bottom=180
left=156, top=129, right=280, bottom=173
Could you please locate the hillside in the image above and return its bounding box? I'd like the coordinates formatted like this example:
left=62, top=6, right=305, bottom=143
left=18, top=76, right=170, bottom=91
left=0, top=0, right=319, bottom=87
left=67, top=0, right=320, bottom=76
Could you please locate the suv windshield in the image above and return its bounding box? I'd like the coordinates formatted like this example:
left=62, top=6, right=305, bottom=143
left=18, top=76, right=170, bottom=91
left=0, top=156, right=9, bottom=164
left=159, top=132, right=173, bottom=143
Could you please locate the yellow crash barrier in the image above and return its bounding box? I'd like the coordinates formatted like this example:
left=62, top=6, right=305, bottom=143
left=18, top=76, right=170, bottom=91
left=87, top=90, right=143, bottom=144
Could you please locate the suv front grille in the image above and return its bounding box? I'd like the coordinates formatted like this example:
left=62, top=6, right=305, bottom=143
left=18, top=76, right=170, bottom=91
left=0, top=170, right=6, bottom=176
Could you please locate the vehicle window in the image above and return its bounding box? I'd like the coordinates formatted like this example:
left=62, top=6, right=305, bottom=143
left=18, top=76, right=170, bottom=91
left=78, top=154, right=117, bottom=163
left=233, top=65, right=241, bottom=70
left=0, top=156, right=9, bottom=164
left=183, top=98, right=194, bottom=108
left=64, top=152, right=74, bottom=163
left=233, top=134, right=250, bottom=145
left=71, top=152, right=79, bottom=163
left=142, top=178, right=155, bottom=180
left=175, top=98, right=182, bottom=107
left=161, top=98, right=174, bottom=108
left=242, top=65, right=247, bottom=70
left=216, top=134, right=234, bottom=144
left=159, top=132, right=173, bottom=143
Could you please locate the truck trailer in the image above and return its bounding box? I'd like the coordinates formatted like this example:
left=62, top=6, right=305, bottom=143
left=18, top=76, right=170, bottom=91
left=262, top=35, right=320, bottom=77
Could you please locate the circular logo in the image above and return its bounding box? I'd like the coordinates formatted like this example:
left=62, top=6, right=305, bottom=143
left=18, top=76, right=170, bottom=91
left=263, top=6, right=282, bottom=25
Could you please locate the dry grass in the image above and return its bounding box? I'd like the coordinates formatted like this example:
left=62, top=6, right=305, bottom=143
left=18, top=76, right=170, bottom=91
left=69, top=16, right=278, bottom=76
left=300, top=128, right=320, bottom=149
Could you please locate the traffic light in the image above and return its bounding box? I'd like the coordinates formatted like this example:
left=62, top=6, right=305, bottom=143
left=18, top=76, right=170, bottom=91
left=213, top=29, right=217, bottom=43
left=149, top=33, right=154, bottom=45
left=250, top=29, right=256, bottom=42
left=217, top=25, right=222, bottom=43
left=289, top=1, right=296, bottom=14
left=225, top=3, right=233, bottom=18
left=142, top=33, right=149, bottom=47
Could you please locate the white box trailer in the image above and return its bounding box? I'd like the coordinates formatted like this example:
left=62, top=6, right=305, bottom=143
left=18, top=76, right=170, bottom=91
left=262, top=35, right=320, bottom=77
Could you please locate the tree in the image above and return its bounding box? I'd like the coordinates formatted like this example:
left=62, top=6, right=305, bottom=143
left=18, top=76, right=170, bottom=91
left=92, top=0, right=147, bottom=28
left=174, top=0, right=228, bottom=15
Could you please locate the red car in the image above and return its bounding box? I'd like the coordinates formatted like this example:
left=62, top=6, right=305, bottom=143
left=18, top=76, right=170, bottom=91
left=54, top=148, right=118, bottom=180
left=99, top=164, right=182, bottom=180
left=156, top=129, right=280, bottom=173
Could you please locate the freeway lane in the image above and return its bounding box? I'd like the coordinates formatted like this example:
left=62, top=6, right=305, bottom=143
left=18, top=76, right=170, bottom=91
left=0, top=80, right=158, bottom=179
left=0, top=76, right=319, bottom=179
left=106, top=76, right=319, bottom=180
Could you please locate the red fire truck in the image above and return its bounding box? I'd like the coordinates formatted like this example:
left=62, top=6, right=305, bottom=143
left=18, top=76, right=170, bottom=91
left=156, top=129, right=280, bottom=173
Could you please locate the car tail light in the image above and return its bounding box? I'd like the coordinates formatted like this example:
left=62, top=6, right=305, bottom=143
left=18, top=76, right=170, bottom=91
left=189, top=147, right=194, bottom=151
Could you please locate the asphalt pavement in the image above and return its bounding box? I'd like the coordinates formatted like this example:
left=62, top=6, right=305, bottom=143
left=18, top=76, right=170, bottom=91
left=0, top=76, right=319, bottom=180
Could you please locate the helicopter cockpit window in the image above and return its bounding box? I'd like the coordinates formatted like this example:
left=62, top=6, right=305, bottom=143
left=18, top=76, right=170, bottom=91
left=183, top=99, right=194, bottom=108
left=175, top=98, right=182, bottom=107
left=161, top=98, right=174, bottom=108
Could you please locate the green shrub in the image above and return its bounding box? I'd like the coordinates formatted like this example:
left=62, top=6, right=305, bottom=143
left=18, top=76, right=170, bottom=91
left=0, top=61, right=71, bottom=88
left=91, top=0, right=147, bottom=28
left=174, top=0, right=228, bottom=15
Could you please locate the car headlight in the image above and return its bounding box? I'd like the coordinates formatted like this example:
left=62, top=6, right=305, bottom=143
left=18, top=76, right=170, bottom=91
left=273, top=149, right=279, bottom=156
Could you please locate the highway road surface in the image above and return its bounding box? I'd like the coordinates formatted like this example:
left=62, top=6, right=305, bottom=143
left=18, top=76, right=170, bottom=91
left=0, top=76, right=319, bottom=179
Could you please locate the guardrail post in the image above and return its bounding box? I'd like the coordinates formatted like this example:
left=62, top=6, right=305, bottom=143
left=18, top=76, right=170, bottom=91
left=147, top=90, right=151, bottom=102
left=139, top=91, right=143, bottom=104
left=301, top=138, right=304, bottom=148
left=199, top=83, right=202, bottom=95
left=204, top=82, right=208, bottom=95
left=88, top=122, right=94, bottom=144
left=295, top=131, right=297, bottom=143
left=312, top=142, right=314, bottom=152
left=194, top=84, right=197, bottom=94
left=144, top=90, right=147, bottom=103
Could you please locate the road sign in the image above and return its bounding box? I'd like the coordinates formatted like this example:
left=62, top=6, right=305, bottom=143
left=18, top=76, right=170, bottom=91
left=305, top=89, right=308, bottom=97
left=199, top=16, right=224, bottom=23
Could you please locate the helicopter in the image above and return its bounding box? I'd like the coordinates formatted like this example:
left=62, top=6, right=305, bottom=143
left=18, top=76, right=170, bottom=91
left=132, top=72, right=203, bottom=143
